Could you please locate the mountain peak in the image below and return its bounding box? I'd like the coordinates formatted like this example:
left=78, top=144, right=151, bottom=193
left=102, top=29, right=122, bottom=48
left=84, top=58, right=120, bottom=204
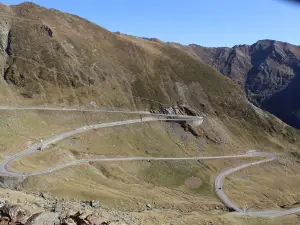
left=15, top=1, right=41, bottom=7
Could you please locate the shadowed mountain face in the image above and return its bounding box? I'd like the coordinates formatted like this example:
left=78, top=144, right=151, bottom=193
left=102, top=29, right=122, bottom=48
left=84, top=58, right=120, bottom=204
left=185, top=40, right=300, bottom=129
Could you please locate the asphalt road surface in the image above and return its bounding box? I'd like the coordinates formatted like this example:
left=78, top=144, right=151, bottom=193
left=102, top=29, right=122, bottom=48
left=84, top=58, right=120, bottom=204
left=0, top=106, right=298, bottom=218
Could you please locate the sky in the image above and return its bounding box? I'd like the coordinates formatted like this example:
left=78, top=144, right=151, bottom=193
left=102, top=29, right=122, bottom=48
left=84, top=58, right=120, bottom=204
left=1, top=0, right=299, bottom=47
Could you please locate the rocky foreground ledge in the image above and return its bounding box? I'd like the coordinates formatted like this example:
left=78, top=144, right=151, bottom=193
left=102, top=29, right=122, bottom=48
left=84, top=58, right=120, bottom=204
left=0, top=196, right=138, bottom=225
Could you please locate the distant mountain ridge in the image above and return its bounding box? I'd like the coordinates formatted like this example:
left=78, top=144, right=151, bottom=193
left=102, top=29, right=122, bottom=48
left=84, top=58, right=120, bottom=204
left=177, top=40, right=300, bottom=129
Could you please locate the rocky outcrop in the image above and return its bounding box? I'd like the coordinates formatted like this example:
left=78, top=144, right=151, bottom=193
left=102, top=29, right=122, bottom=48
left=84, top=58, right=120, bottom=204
left=25, top=212, right=60, bottom=225
left=150, top=104, right=202, bottom=117
left=0, top=204, right=31, bottom=224
left=0, top=202, right=130, bottom=225
left=151, top=105, right=203, bottom=137
left=0, top=176, right=26, bottom=189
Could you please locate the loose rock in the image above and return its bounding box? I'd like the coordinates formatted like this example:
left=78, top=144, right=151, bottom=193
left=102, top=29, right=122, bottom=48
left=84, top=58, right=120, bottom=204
left=0, top=204, right=31, bottom=224
left=61, top=217, right=76, bottom=225
left=146, top=204, right=152, bottom=210
left=90, top=200, right=100, bottom=208
left=40, top=192, right=51, bottom=199
left=25, top=212, right=60, bottom=225
left=0, top=216, right=9, bottom=225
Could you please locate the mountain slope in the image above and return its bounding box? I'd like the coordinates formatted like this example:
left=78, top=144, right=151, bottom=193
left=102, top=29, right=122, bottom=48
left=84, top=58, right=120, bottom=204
left=183, top=40, right=300, bottom=129
left=0, top=2, right=298, bottom=148
left=1, top=3, right=300, bottom=225
left=0, top=3, right=261, bottom=127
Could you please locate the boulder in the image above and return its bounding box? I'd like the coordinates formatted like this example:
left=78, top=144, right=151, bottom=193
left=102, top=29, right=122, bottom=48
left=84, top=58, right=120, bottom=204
left=86, top=213, right=104, bottom=225
left=69, top=211, right=90, bottom=225
left=84, top=212, right=113, bottom=225
left=25, top=212, right=60, bottom=225
left=40, top=192, right=51, bottom=199
left=90, top=200, right=100, bottom=208
left=0, top=204, right=31, bottom=224
left=61, top=217, right=76, bottom=225
left=146, top=204, right=152, bottom=210
left=0, top=216, right=9, bottom=225
left=0, top=200, right=5, bottom=208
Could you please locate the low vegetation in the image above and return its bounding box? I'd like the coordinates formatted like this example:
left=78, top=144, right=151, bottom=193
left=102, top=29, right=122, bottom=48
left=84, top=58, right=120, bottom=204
left=0, top=2, right=299, bottom=224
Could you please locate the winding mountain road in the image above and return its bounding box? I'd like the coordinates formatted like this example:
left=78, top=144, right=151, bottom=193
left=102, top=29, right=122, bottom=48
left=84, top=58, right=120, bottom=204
left=214, top=156, right=300, bottom=217
left=0, top=106, right=299, bottom=218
